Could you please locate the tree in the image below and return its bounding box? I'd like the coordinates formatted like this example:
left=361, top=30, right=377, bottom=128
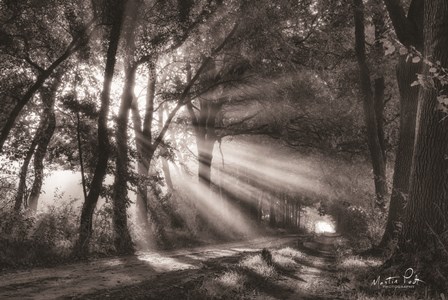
left=0, top=2, right=94, bottom=153
left=378, top=0, right=423, bottom=251
left=399, top=0, right=448, bottom=259
left=13, top=73, right=61, bottom=211
left=187, top=60, right=224, bottom=188
left=111, top=0, right=140, bottom=255
left=74, top=0, right=126, bottom=257
left=353, top=0, right=388, bottom=210
left=27, top=72, right=61, bottom=211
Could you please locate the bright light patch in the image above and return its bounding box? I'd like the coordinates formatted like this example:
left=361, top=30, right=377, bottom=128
left=137, top=254, right=196, bottom=272
left=315, top=221, right=335, bottom=233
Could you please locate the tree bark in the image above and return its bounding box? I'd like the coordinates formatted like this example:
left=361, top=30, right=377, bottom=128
left=74, top=4, right=125, bottom=257
left=378, top=0, right=422, bottom=251
left=14, top=135, right=39, bottom=211
left=76, top=110, right=88, bottom=203
left=135, top=62, right=157, bottom=227
left=112, top=0, right=139, bottom=255
left=399, top=0, right=448, bottom=254
left=130, top=96, right=148, bottom=227
left=353, top=0, right=388, bottom=209
left=379, top=56, right=420, bottom=249
left=158, top=103, right=174, bottom=191
left=373, top=1, right=387, bottom=162
left=27, top=75, right=60, bottom=211
left=130, top=63, right=168, bottom=246
left=112, top=64, right=136, bottom=254
left=382, top=0, right=423, bottom=48
left=189, top=97, right=222, bottom=188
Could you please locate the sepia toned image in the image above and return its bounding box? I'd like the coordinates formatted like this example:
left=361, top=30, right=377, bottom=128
left=0, top=0, right=447, bottom=299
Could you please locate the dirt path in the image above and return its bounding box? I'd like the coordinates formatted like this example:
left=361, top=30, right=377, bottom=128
left=0, top=235, right=300, bottom=299
left=285, top=233, right=347, bottom=299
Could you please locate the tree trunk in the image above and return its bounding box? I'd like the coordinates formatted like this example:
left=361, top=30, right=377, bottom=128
left=158, top=103, right=174, bottom=191
left=130, top=63, right=169, bottom=246
left=353, top=0, right=388, bottom=209
left=197, top=138, right=214, bottom=187
left=195, top=99, right=222, bottom=187
left=27, top=76, right=60, bottom=211
left=130, top=97, right=148, bottom=228
left=112, top=0, right=139, bottom=255
left=372, top=0, right=387, bottom=164
left=133, top=61, right=157, bottom=227
left=378, top=0, right=423, bottom=251
left=113, top=65, right=136, bottom=254
left=379, top=56, right=420, bottom=249
left=14, top=136, right=39, bottom=211
left=186, top=60, right=223, bottom=188
left=399, top=0, right=448, bottom=254
left=74, top=4, right=125, bottom=257
left=76, top=110, right=88, bottom=203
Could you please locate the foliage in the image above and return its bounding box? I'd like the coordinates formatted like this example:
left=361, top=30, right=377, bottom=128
left=0, top=204, right=76, bottom=269
left=0, top=198, right=123, bottom=269
left=329, top=202, right=370, bottom=248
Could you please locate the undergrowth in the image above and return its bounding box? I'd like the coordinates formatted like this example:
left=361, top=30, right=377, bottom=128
left=199, top=247, right=305, bottom=299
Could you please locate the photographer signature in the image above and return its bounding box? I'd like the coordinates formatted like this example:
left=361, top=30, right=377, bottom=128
left=371, top=268, right=425, bottom=288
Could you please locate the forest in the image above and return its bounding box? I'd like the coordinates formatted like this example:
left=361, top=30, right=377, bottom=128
left=0, top=0, right=447, bottom=299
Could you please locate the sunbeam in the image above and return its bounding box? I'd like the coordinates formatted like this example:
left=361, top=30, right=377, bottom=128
left=174, top=174, right=258, bottom=238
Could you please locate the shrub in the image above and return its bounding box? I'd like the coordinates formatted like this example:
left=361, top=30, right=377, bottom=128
left=329, top=202, right=370, bottom=248
left=0, top=199, right=118, bottom=269
left=0, top=203, right=78, bottom=269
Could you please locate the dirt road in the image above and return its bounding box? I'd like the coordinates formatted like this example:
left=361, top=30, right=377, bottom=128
left=0, top=235, right=301, bottom=299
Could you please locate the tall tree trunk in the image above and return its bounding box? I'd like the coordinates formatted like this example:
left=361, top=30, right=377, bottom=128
left=190, top=98, right=222, bottom=188
left=27, top=75, right=60, bottom=211
left=76, top=110, right=88, bottom=203
left=74, top=4, right=125, bottom=257
left=379, top=57, right=420, bottom=249
left=130, top=98, right=148, bottom=228
left=158, top=104, right=174, bottom=191
left=197, top=138, right=214, bottom=187
left=130, top=62, right=168, bottom=246
left=112, top=64, right=136, bottom=254
left=378, top=0, right=423, bottom=251
left=186, top=60, right=223, bottom=188
left=399, top=0, right=448, bottom=254
left=353, top=0, right=388, bottom=209
left=14, top=135, right=39, bottom=211
left=372, top=0, right=387, bottom=164
left=112, top=0, right=139, bottom=255
left=135, top=62, right=157, bottom=227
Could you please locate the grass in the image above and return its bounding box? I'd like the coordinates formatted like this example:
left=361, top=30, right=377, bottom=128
left=339, top=255, right=382, bottom=271
left=199, top=246, right=304, bottom=298
left=239, top=253, right=277, bottom=277
left=201, top=270, right=246, bottom=298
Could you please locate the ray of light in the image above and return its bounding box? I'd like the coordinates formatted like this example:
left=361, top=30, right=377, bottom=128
left=214, top=167, right=275, bottom=208
left=214, top=147, right=329, bottom=198
left=175, top=175, right=258, bottom=238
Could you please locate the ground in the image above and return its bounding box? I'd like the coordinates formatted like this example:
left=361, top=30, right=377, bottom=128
left=0, top=234, right=385, bottom=299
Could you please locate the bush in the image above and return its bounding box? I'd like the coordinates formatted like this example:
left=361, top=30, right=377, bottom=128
left=0, top=204, right=78, bottom=269
left=329, top=202, right=370, bottom=248
left=90, top=203, right=115, bottom=255
left=0, top=200, right=118, bottom=269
